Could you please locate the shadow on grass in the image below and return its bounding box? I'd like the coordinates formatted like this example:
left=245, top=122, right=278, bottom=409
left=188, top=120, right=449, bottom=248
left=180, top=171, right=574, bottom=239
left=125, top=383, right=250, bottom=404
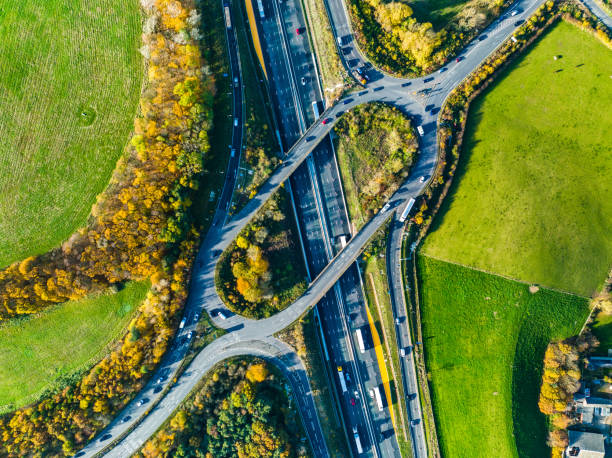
left=511, top=318, right=550, bottom=458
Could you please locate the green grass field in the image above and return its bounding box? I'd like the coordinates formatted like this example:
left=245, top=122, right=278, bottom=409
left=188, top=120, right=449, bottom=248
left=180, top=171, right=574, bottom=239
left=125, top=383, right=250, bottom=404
left=419, top=256, right=589, bottom=458
left=0, top=0, right=142, bottom=268
left=0, top=281, right=149, bottom=412
left=423, top=21, right=612, bottom=297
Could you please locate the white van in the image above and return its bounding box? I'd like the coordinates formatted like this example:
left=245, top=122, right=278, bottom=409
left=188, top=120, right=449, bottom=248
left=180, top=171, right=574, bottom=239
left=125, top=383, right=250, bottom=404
left=417, top=125, right=424, bottom=136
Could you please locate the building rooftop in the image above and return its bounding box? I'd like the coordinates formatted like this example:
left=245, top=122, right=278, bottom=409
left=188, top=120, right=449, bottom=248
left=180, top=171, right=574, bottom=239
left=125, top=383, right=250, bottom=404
left=567, top=430, right=605, bottom=458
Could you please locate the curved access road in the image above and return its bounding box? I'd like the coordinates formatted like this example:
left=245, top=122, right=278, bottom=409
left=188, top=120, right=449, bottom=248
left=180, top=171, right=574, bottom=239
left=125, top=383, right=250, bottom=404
left=78, top=1, right=612, bottom=457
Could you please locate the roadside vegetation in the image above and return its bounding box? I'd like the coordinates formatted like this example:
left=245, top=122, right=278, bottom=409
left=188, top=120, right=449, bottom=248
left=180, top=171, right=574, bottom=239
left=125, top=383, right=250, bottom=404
left=418, top=255, right=590, bottom=458
left=0, top=282, right=149, bottom=413
left=0, top=0, right=142, bottom=268
left=422, top=20, right=612, bottom=297
left=278, top=311, right=350, bottom=457
left=334, top=103, right=417, bottom=230
left=230, top=0, right=282, bottom=212
left=0, top=0, right=229, bottom=455
left=217, top=190, right=307, bottom=318
left=302, top=0, right=349, bottom=103
left=347, top=0, right=511, bottom=75
left=360, top=226, right=411, bottom=455
left=137, top=359, right=310, bottom=457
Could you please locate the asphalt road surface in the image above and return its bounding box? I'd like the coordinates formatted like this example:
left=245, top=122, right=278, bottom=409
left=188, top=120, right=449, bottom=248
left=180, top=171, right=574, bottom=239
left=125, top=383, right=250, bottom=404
left=76, top=0, right=612, bottom=456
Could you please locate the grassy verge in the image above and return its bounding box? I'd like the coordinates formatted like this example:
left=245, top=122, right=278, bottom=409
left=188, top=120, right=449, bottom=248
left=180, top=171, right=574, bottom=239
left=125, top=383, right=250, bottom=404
left=422, top=21, right=612, bottom=297
left=334, top=102, right=417, bottom=230
left=300, top=0, right=348, bottom=103
left=277, top=310, right=350, bottom=457
left=192, top=0, right=233, bottom=227
left=0, top=0, right=142, bottom=268
left=418, top=255, right=590, bottom=458
left=217, top=190, right=307, bottom=318
left=0, top=281, right=149, bottom=413
left=229, top=0, right=282, bottom=213
left=361, top=227, right=411, bottom=456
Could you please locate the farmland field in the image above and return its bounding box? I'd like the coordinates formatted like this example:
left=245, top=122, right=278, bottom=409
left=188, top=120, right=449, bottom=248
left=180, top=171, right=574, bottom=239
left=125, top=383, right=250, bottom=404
left=0, top=281, right=149, bottom=413
left=422, top=21, right=612, bottom=297
left=0, top=0, right=142, bottom=268
left=419, top=256, right=589, bottom=458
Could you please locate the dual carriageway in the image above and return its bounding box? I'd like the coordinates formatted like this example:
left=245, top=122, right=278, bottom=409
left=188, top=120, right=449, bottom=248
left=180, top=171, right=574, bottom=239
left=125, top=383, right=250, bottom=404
left=76, top=0, right=612, bottom=456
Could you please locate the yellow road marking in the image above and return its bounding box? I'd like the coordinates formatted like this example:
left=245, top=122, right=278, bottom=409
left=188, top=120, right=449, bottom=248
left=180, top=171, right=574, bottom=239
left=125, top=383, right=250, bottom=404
left=244, top=0, right=268, bottom=79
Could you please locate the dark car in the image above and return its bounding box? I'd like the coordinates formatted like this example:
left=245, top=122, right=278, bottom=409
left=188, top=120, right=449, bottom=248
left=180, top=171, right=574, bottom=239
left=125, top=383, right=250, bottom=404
left=99, top=433, right=112, bottom=442
left=514, top=19, right=525, bottom=26
left=122, top=415, right=132, bottom=423
left=153, top=385, right=163, bottom=394
left=343, top=98, right=353, bottom=105
left=478, top=34, right=487, bottom=41
left=306, top=135, right=316, bottom=142
left=212, top=249, right=222, bottom=257
left=401, top=81, right=411, bottom=87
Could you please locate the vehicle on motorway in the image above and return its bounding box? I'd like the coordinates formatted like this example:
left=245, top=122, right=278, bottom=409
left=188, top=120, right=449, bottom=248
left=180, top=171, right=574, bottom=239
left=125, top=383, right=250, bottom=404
left=417, top=125, right=425, bottom=136
left=301, top=76, right=306, bottom=86
left=295, top=27, right=304, bottom=35
left=356, top=328, right=366, bottom=354
left=439, top=67, right=447, bottom=73
left=353, top=426, right=364, bottom=454
left=514, top=19, right=524, bottom=26
left=233, top=76, right=238, bottom=87
left=511, top=9, right=518, bottom=16
left=354, top=390, right=359, bottom=399
left=369, top=389, right=374, bottom=398
left=339, top=234, right=348, bottom=248
left=373, top=386, right=384, bottom=411
left=312, top=100, right=320, bottom=120
left=193, top=313, right=199, bottom=322
left=179, top=317, right=186, bottom=329
left=411, top=418, right=421, bottom=426
left=419, top=175, right=426, bottom=183
left=337, top=35, right=343, bottom=46
left=217, top=310, right=228, bottom=320
left=337, top=366, right=348, bottom=393
left=399, top=197, right=416, bottom=222
left=456, top=56, right=463, bottom=63
left=122, top=415, right=132, bottom=423
left=230, top=148, right=236, bottom=158
left=381, top=202, right=391, bottom=213
left=99, top=433, right=112, bottom=442
left=306, top=135, right=316, bottom=141
left=187, top=331, right=193, bottom=339
left=212, top=249, right=222, bottom=257
left=224, top=5, right=232, bottom=29
left=479, top=34, right=487, bottom=41
left=400, top=348, right=406, bottom=357
left=136, top=397, right=149, bottom=407
left=350, top=397, right=356, bottom=406
left=322, top=118, right=331, bottom=125
left=234, top=117, right=238, bottom=127
left=408, top=393, right=417, bottom=400
left=395, top=317, right=401, bottom=325
left=153, top=385, right=163, bottom=394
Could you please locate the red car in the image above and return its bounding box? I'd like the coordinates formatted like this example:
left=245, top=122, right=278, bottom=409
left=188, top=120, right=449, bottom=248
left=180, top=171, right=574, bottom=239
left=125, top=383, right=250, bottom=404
left=296, top=27, right=303, bottom=35
left=350, top=398, right=356, bottom=406
left=322, top=118, right=331, bottom=125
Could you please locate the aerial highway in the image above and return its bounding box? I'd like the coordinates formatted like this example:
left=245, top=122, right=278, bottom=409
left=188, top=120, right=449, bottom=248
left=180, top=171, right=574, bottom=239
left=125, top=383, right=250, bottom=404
left=77, top=0, right=612, bottom=456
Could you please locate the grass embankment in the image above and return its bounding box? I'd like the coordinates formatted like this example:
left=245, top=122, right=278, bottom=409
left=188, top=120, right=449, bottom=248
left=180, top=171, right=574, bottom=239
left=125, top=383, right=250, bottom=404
left=217, top=190, right=307, bottom=318
left=301, top=0, right=348, bottom=102
left=334, top=103, right=417, bottom=231
left=361, top=227, right=411, bottom=455
left=278, top=310, right=350, bottom=457
left=229, top=0, right=281, bottom=213
left=192, top=0, right=232, bottom=226
left=419, top=256, right=589, bottom=458
left=0, top=281, right=149, bottom=413
left=592, top=312, right=612, bottom=356
left=0, top=0, right=142, bottom=268
left=423, top=21, right=612, bottom=297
